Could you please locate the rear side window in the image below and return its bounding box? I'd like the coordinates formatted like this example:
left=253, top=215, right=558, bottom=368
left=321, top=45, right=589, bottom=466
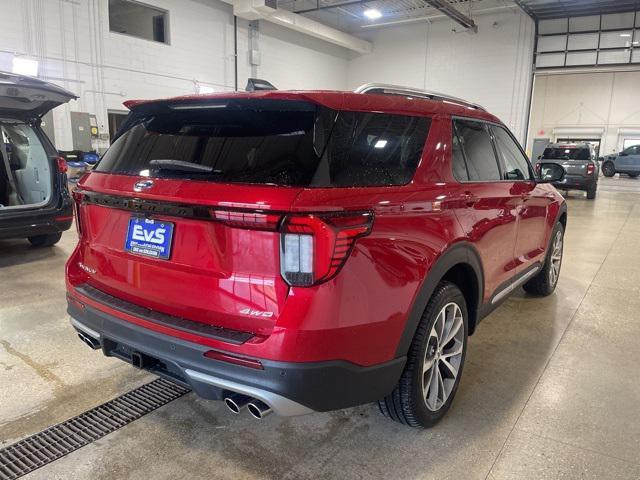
left=491, top=126, right=532, bottom=181
left=542, top=147, right=590, bottom=160
left=453, top=119, right=500, bottom=181
left=96, top=100, right=431, bottom=188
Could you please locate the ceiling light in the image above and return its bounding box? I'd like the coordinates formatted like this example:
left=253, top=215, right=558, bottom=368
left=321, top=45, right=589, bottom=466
left=12, top=57, right=38, bottom=76
left=620, top=33, right=632, bottom=37
left=364, top=9, right=382, bottom=20
left=374, top=139, right=388, bottom=149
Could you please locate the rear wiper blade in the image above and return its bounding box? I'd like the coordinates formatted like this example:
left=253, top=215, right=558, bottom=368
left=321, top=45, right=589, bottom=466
left=149, top=159, right=221, bottom=174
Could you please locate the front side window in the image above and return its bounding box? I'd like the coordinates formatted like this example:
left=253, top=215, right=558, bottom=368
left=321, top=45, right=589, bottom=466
left=491, top=126, right=533, bottom=181
left=623, top=146, right=639, bottom=155
left=453, top=119, right=501, bottom=181
left=96, top=100, right=431, bottom=188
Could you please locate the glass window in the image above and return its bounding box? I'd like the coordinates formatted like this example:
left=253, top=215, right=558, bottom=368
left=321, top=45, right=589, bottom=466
left=109, top=0, right=169, bottom=44
left=451, top=124, right=469, bottom=181
left=542, top=147, right=591, bottom=160
left=453, top=120, right=500, bottom=181
left=537, top=35, right=567, bottom=53
left=491, top=126, right=532, bottom=181
left=96, top=100, right=431, bottom=188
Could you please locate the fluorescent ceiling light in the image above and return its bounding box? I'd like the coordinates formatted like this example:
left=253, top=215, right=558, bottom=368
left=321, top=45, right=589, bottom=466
left=374, top=139, right=388, bottom=149
left=620, top=33, right=632, bottom=37
left=364, top=9, right=382, bottom=20
left=12, top=57, right=38, bottom=76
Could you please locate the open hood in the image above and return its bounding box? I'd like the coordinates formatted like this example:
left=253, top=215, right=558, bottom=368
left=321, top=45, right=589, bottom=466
left=0, top=71, right=77, bottom=120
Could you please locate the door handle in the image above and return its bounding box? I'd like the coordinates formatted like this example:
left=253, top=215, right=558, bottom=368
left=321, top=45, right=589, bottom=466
left=463, top=192, right=478, bottom=207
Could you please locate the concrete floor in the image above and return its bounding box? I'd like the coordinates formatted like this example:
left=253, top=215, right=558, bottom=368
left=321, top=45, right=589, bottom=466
left=1, top=176, right=640, bottom=479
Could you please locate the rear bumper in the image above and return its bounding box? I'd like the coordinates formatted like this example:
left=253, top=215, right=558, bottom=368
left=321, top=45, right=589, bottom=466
left=0, top=202, right=73, bottom=240
left=552, top=174, right=596, bottom=191
left=67, top=295, right=405, bottom=415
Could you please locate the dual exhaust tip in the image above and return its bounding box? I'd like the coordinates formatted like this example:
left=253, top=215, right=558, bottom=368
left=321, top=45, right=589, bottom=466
left=77, top=331, right=100, bottom=350
left=224, top=393, right=272, bottom=419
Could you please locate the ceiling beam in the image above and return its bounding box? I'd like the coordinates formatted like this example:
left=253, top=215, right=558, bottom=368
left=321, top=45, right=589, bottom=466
left=423, top=0, right=477, bottom=32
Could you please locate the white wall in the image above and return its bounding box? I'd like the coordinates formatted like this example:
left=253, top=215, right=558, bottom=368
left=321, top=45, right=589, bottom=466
left=347, top=10, right=536, bottom=142
left=0, top=0, right=350, bottom=150
left=527, top=70, right=640, bottom=156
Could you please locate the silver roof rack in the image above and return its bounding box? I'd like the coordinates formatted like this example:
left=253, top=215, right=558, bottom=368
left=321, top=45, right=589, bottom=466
left=354, top=83, right=486, bottom=112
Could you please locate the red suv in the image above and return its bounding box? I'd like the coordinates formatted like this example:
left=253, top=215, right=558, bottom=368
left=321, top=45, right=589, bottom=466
left=66, top=83, right=567, bottom=427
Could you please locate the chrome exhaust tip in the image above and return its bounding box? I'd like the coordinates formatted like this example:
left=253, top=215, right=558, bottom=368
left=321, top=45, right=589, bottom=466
left=224, top=393, right=252, bottom=414
left=247, top=400, right=272, bottom=419
left=77, top=332, right=100, bottom=350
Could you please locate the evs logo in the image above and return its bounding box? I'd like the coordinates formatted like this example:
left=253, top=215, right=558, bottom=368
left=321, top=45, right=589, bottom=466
left=131, top=224, right=166, bottom=244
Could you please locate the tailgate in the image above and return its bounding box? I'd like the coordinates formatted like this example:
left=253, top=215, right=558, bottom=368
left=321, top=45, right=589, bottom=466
left=76, top=173, right=301, bottom=336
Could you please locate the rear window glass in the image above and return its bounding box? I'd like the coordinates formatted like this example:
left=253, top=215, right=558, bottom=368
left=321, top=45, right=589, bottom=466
left=542, top=147, right=590, bottom=160
left=96, top=100, right=431, bottom=187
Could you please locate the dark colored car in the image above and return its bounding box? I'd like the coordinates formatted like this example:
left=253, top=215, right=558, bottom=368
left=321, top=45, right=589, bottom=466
left=602, top=145, right=640, bottom=178
left=0, top=72, right=77, bottom=246
left=66, top=83, right=567, bottom=428
left=537, top=142, right=599, bottom=199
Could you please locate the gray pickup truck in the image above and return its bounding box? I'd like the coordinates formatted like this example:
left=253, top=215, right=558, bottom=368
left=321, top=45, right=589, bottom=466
left=537, top=142, right=599, bottom=200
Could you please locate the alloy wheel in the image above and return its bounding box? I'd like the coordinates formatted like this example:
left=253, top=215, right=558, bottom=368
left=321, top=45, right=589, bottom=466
left=422, top=302, right=465, bottom=412
left=549, top=230, right=563, bottom=286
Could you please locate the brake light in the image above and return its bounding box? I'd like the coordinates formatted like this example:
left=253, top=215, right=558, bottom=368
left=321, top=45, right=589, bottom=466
left=280, top=213, right=374, bottom=287
left=56, top=156, right=68, bottom=174
left=586, top=163, right=595, bottom=175
left=72, top=190, right=84, bottom=236
left=210, top=209, right=281, bottom=231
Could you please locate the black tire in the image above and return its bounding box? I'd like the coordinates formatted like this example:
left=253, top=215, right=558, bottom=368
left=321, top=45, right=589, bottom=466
left=586, top=185, right=597, bottom=200
left=523, top=223, right=564, bottom=296
left=602, top=162, right=615, bottom=177
left=378, top=282, right=468, bottom=428
left=28, top=232, right=62, bottom=247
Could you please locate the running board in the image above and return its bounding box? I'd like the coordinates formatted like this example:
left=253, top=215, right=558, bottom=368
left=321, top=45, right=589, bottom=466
left=491, top=265, right=541, bottom=304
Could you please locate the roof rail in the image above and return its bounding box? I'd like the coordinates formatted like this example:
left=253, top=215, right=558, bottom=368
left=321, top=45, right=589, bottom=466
left=354, top=83, right=486, bottom=111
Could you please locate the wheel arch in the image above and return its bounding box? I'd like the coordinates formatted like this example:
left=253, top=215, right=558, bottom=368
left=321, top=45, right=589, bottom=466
left=395, top=242, right=484, bottom=357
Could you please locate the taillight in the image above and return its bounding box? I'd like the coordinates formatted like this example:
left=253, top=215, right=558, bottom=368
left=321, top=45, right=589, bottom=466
left=210, top=209, right=281, bottom=231
left=586, top=163, right=595, bottom=175
left=535, top=163, right=541, bottom=175
left=72, top=190, right=84, bottom=236
left=280, top=212, right=374, bottom=287
left=56, top=156, right=68, bottom=174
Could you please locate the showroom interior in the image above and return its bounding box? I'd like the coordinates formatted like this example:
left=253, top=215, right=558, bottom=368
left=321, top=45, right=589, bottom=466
left=1, top=0, right=640, bottom=478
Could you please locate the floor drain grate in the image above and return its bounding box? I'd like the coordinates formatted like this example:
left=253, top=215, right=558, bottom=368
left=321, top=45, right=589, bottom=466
left=0, top=378, right=190, bottom=480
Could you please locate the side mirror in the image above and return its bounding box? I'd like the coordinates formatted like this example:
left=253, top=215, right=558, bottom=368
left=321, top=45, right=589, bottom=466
left=537, top=162, right=565, bottom=183
left=537, top=155, right=542, bottom=160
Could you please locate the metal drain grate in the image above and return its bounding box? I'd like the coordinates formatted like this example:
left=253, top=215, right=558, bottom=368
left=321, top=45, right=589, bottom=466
left=0, top=378, right=190, bottom=480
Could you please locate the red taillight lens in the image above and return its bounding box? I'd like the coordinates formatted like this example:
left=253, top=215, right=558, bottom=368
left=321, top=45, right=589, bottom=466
left=586, top=163, right=595, bottom=175
left=72, top=190, right=84, bottom=236
left=203, top=350, right=263, bottom=370
left=56, top=156, right=68, bottom=174
left=280, top=212, right=374, bottom=287
left=210, top=209, right=281, bottom=231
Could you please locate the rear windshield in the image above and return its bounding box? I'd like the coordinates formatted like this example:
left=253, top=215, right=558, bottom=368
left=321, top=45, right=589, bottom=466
left=542, top=147, right=590, bottom=160
left=96, top=100, right=431, bottom=187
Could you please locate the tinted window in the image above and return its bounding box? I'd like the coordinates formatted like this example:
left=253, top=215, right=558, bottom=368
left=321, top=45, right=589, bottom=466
left=451, top=125, right=469, bottom=181
left=453, top=120, right=500, bottom=181
left=96, top=101, right=431, bottom=187
left=491, top=126, right=532, bottom=181
left=542, top=147, right=590, bottom=160
left=623, top=146, right=639, bottom=155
